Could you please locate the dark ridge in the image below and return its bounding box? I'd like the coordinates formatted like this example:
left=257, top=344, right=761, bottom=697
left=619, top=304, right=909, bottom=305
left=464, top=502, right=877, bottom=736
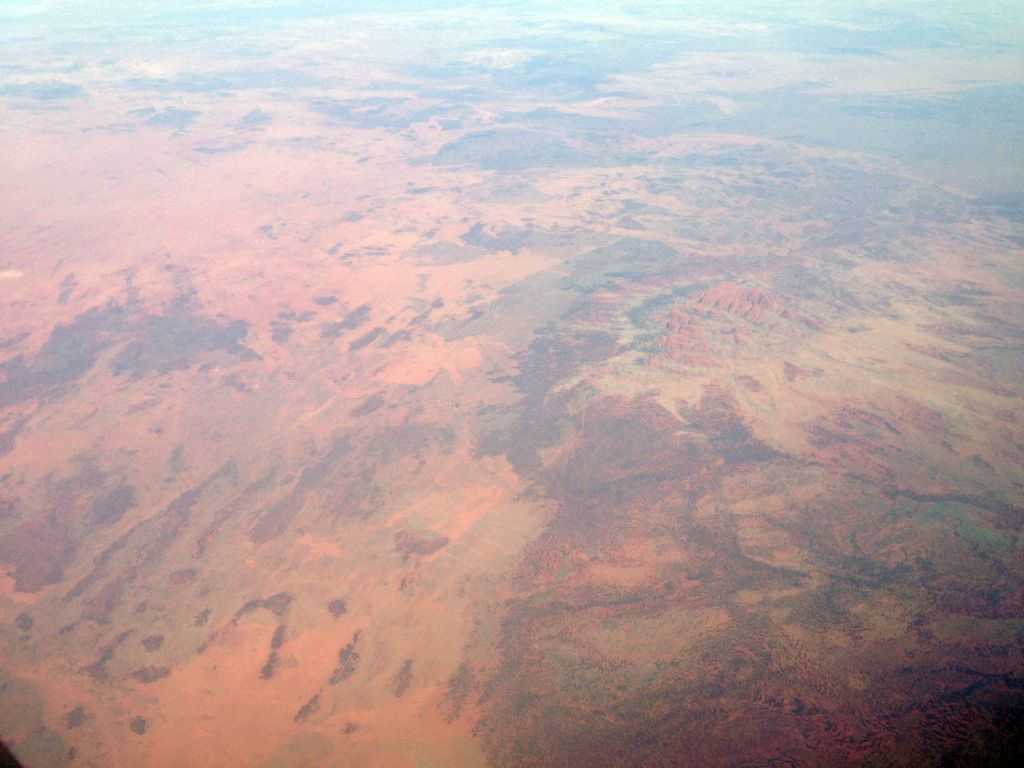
left=328, top=632, right=361, bottom=685
left=131, top=666, right=171, bottom=684
left=263, top=592, right=293, bottom=617
left=250, top=441, right=368, bottom=542
left=294, top=692, right=321, bottom=723
left=441, top=663, right=476, bottom=722
left=320, top=321, right=344, bottom=338
left=81, top=630, right=132, bottom=680
left=260, top=651, right=279, bottom=680
left=249, top=493, right=303, bottom=544
left=270, top=624, right=286, bottom=650
left=60, top=462, right=237, bottom=613
left=83, top=577, right=126, bottom=624
left=57, top=273, right=77, bottom=304
left=351, top=393, right=386, bottom=417
left=349, top=326, right=386, bottom=351
left=395, top=529, right=449, bottom=560
left=327, top=598, right=347, bottom=619
left=129, top=717, right=147, bottom=735
left=391, top=659, right=413, bottom=698
left=339, top=304, right=371, bottom=328
left=380, top=329, right=412, bottom=348
left=234, top=592, right=294, bottom=622
left=168, top=445, right=185, bottom=473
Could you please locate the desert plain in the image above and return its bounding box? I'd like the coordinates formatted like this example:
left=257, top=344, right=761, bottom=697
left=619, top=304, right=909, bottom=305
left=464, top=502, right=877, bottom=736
left=1, top=2, right=1023, bottom=766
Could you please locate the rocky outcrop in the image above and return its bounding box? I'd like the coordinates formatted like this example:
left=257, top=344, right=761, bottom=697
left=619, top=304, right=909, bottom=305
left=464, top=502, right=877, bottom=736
left=696, top=282, right=786, bottom=321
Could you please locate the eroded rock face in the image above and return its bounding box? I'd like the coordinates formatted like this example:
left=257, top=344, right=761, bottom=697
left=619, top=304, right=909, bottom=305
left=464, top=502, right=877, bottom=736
left=696, top=282, right=787, bottom=321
